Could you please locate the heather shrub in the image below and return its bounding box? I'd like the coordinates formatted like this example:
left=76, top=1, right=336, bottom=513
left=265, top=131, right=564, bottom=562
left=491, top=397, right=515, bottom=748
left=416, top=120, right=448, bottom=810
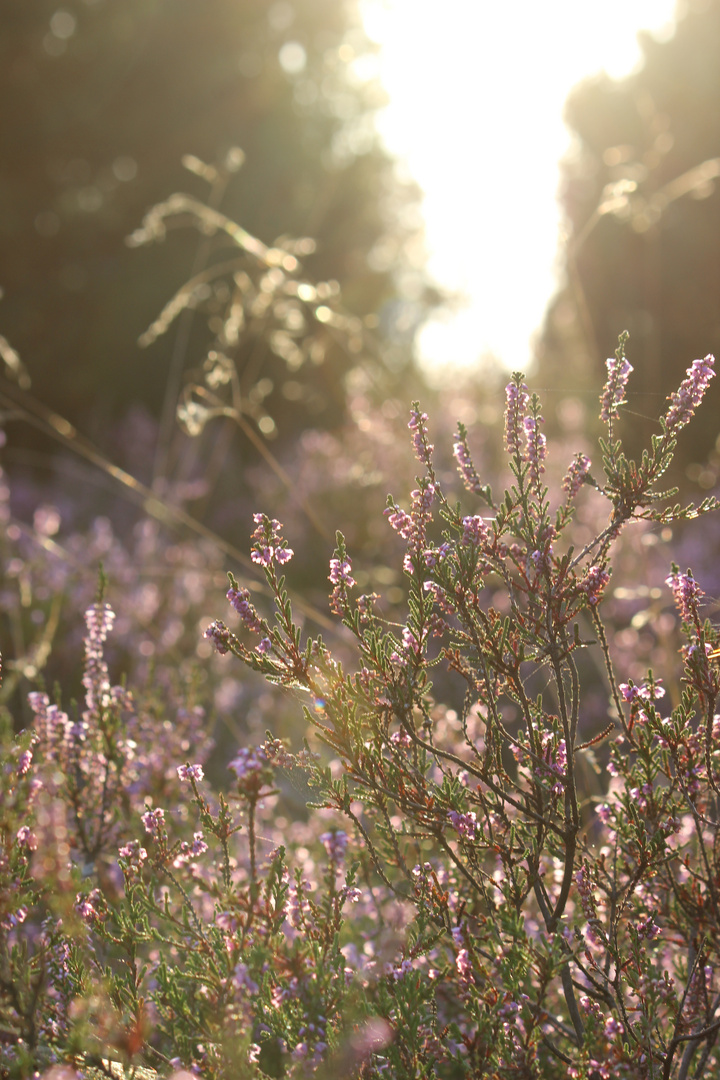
left=3, top=330, right=720, bottom=1080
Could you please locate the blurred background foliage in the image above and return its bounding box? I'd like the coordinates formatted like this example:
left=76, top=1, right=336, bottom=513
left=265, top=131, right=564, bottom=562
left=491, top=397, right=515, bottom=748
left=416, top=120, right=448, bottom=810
left=0, top=0, right=438, bottom=500
left=537, top=0, right=720, bottom=490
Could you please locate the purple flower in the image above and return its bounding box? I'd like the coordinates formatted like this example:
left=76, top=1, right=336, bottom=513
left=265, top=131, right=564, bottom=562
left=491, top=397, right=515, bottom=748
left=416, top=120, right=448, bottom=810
left=329, top=555, right=356, bottom=615
left=666, top=567, right=703, bottom=622
left=226, top=586, right=263, bottom=633
left=456, top=948, right=473, bottom=981
left=579, top=565, right=610, bottom=606
left=141, top=807, right=165, bottom=837
left=401, top=626, right=423, bottom=656
left=320, top=829, right=349, bottom=865
left=408, top=404, right=433, bottom=467
left=82, top=602, right=116, bottom=721
left=447, top=810, right=477, bottom=840
left=228, top=745, right=271, bottom=782
left=177, top=763, right=205, bottom=782
left=285, top=880, right=311, bottom=928
left=523, top=415, right=547, bottom=484
left=75, top=889, right=102, bottom=922
left=385, top=483, right=436, bottom=576
left=17, top=749, right=33, bottom=777
left=384, top=505, right=413, bottom=538
left=173, top=831, right=208, bottom=867
left=637, top=914, right=661, bottom=941
left=119, top=840, right=148, bottom=865
left=424, top=543, right=451, bottom=567
left=562, top=453, right=591, bottom=500
left=250, top=513, right=293, bottom=567
left=663, top=354, right=715, bottom=435
left=504, top=377, right=530, bottom=454
left=453, top=428, right=485, bottom=494
left=231, top=962, right=259, bottom=996
left=600, top=352, right=633, bottom=423
left=16, top=825, right=38, bottom=851
left=204, top=619, right=234, bottom=655
left=460, top=515, right=489, bottom=548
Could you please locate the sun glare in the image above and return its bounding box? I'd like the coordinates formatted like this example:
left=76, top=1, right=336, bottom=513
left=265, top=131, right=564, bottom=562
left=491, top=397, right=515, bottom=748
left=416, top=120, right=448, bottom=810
left=360, top=0, right=678, bottom=381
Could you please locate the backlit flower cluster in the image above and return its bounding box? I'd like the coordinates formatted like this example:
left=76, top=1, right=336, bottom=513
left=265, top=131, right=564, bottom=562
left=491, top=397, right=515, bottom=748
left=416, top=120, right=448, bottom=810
left=250, top=513, right=294, bottom=568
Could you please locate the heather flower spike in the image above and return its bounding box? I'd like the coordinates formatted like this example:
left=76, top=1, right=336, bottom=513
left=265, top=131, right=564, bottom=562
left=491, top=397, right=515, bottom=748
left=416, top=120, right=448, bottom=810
left=600, top=329, right=633, bottom=425
left=328, top=531, right=356, bottom=616
left=663, top=352, right=715, bottom=435
left=408, top=402, right=434, bottom=468
left=504, top=371, right=530, bottom=454
left=250, top=512, right=294, bottom=567
left=453, top=421, right=492, bottom=503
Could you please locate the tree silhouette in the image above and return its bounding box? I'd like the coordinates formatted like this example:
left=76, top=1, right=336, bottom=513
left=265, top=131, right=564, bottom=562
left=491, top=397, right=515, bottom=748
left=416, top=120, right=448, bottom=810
left=536, top=0, right=720, bottom=484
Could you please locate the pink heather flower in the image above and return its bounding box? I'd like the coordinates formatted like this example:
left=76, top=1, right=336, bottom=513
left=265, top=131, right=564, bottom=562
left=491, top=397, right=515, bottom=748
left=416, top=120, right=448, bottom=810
left=408, top=404, right=433, bottom=466
left=574, top=864, right=596, bottom=920
left=453, top=428, right=485, bottom=494
left=251, top=546, right=274, bottom=567
left=562, top=453, right=591, bottom=500
left=523, top=415, right=547, bottom=483
left=447, top=810, right=477, bottom=840
left=384, top=504, right=413, bottom=538
left=255, top=636, right=272, bottom=654
left=285, top=880, right=311, bottom=928
left=401, top=626, right=423, bottom=656
left=250, top=513, right=293, bottom=567
left=231, top=962, right=259, bottom=996
left=320, top=830, right=349, bottom=864
left=504, top=378, right=530, bottom=454
left=118, top=840, right=148, bottom=882
left=204, top=619, right=234, bottom=654
left=177, top=763, right=205, bottom=782
left=636, top=914, right=661, bottom=941
left=600, top=352, right=633, bottom=422
left=76, top=889, right=102, bottom=921
left=389, top=958, right=414, bottom=981
left=460, top=515, right=489, bottom=548
left=666, top=567, right=703, bottom=622
left=173, top=831, right=208, bottom=867
left=663, top=354, right=715, bottom=435
left=141, top=807, right=166, bottom=837
left=16, top=825, right=38, bottom=851
left=579, top=564, right=610, bottom=606
left=17, top=749, right=33, bottom=776
left=424, top=543, right=451, bottom=567
left=329, top=557, right=355, bottom=587
left=385, top=483, right=436, bottom=575
left=82, top=602, right=115, bottom=720
left=226, top=586, right=263, bottom=633
left=329, top=556, right=356, bottom=615
left=27, top=691, right=50, bottom=716
left=5, top=906, right=28, bottom=928
left=620, top=680, right=665, bottom=702
left=456, top=948, right=473, bottom=981
left=228, top=745, right=270, bottom=780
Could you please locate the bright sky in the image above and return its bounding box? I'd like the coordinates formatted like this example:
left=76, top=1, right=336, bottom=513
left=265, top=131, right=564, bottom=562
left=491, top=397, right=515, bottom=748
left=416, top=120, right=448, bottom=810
left=360, top=0, right=678, bottom=380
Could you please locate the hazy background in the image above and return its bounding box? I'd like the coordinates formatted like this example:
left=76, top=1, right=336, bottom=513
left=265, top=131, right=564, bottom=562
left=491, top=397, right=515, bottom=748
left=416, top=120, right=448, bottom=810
left=1, top=0, right=719, bottom=489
